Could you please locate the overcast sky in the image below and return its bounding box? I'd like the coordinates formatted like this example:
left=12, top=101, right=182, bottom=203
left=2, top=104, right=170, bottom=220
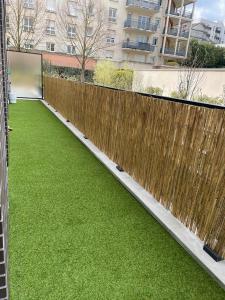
left=194, top=0, right=225, bottom=22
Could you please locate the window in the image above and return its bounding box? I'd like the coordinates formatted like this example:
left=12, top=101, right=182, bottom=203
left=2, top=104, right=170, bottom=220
left=109, top=8, right=117, bottom=22
left=67, top=45, right=76, bottom=54
left=68, top=1, right=78, bottom=16
left=67, top=24, right=76, bottom=38
left=106, top=36, right=115, bottom=44
left=46, top=42, right=55, bottom=52
left=86, top=27, right=93, bottom=37
left=46, top=20, right=56, bottom=35
left=6, top=15, right=9, bottom=29
left=138, top=16, right=150, bottom=29
left=6, top=37, right=10, bottom=47
left=152, top=37, right=158, bottom=46
left=46, top=0, right=56, bottom=12
left=155, top=18, right=160, bottom=27
left=24, top=0, right=35, bottom=9
left=23, top=17, right=34, bottom=32
left=105, top=50, right=113, bottom=59
left=24, top=39, right=34, bottom=49
left=87, top=2, right=94, bottom=15
left=136, top=35, right=147, bottom=43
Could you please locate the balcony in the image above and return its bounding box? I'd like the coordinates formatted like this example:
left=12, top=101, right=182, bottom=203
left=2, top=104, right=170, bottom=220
left=182, top=11, right=193, bottom=19
left=124, top=19, right=158, bottom=32
left=176, top=49, right=186, bottom=56
left=122, top=40, right=155, bottom=52
left=166, top=9, right=193, bottom=19
left=166, top=9, right=181, bottom=17
left=126, top=0, right=160, bottom=11
left=179, top=31, right=190, bottom=38
left=162, top=48, right=186, bottom=57
left=166, top=28, right=179, bottom=36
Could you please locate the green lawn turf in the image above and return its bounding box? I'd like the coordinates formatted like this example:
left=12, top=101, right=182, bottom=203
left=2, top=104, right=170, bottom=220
left=8, top=101, right=225, bottom=300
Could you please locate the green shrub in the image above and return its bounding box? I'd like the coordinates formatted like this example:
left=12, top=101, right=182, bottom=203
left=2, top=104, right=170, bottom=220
left=43, top=61, right=94, bottom=82
left=170, top=90, right=186, bottom=99
left=94, top=61, right=133, bottom=90
left=166, top=61, right=179, bottom=67
left=93, top=61, right=116, bottom=87
left=194, top=94, right=224, bottom=105
left=111, top=68, right=133, bottom=90
left=145, top=86, right=163, bottom=96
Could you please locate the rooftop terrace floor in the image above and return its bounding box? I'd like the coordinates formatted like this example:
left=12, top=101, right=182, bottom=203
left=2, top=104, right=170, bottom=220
left=9, top=101, right=225, bottom=299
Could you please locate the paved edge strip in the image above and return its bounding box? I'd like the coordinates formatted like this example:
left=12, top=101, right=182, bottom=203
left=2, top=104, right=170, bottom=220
left=41, top=99, right=225, bottom=290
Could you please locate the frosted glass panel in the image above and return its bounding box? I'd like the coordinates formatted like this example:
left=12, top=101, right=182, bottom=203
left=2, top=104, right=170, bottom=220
left=7, top=51, right=42, bottom=99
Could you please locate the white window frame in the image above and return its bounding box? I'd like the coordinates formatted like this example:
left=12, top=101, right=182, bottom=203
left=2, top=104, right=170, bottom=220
left=105, top=50, right=113, bottom=59
left=24, top=39, right=34, bottom=50
left=46, top=0, right=56, bottom=12
left=109, top=8, right=117, bottom=23
left=6, top=15, right=10, bottom=29
left=46, top=42, right=55, bottom=52
left=106, top=36, right=115, bottom=44
left=46, top=20, right=56, bottom=35
left=67, top=24, right=76, bottom=38
left=23, top=17, right=34, bottom=32
left=67, top=45, right=76, bottom=55
left=68, top=1, right=78, bottom=17
left=24, top=0, right=35, bottom=9
left=86, top=27, right=93, bottom=37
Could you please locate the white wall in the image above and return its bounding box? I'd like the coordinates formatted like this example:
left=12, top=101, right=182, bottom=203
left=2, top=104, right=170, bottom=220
left=133, top=68, right=225, bottom=99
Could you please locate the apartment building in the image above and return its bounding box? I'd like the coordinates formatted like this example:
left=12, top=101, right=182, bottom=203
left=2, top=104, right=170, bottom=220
left=6, top=0, right=196, bottom=70
left=191, top=19, right=225, bottom=44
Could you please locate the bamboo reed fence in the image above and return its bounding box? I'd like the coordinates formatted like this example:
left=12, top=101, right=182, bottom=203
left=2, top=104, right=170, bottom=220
left=44, top=76, right=225, bottom=259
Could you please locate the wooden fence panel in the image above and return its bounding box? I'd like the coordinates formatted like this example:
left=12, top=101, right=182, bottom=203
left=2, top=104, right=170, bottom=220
left=44, top=76, right=225, bottom=258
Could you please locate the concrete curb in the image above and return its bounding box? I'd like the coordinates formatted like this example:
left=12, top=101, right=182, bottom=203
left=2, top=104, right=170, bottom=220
left=42, top=99, right=225, bottom=290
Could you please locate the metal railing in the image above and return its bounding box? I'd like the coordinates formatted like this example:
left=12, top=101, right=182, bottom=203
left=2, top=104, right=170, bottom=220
left=166, top=9, right=181, bottom=16
left=122, top=41, right=155, bottom=52
left=161, top=48, right=186, bottom=57
left=126, top=0, right=160, bottom=11
left=176, top=49, right=186, bottom=56
left=166, top=9, right=193, bottom=19
left=163, top=48, right=175, bottom=55
left=179, top=31, right=189, bottom=38
left=124, top=19, right=158, bottom=32
left=182, top=11, right=193, bottom=19
left=167, top=28, right=178, bottom=36
left=0, top=0, right=9, bottom=299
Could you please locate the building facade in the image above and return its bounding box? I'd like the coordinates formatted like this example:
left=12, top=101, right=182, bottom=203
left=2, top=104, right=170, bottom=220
left=191, top=19, right=225, bottom=44
left=6, top=0, right=196, bottom=70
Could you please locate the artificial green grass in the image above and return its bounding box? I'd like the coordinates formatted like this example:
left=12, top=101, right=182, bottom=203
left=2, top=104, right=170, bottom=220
left=9, top=101, right=225, bottom=300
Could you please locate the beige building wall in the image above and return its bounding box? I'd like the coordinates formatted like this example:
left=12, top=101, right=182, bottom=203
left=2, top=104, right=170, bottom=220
left=133, top=68, right=225, bottom=99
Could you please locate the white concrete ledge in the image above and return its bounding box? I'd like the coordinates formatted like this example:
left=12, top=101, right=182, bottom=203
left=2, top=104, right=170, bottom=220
left=42, top=99, right=225, bottom=290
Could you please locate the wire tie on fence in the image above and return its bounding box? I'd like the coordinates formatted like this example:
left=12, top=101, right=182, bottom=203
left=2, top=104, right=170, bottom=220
left=203, top=245, right=223, bottom=262
left=116, top=165, right=124, bottom=172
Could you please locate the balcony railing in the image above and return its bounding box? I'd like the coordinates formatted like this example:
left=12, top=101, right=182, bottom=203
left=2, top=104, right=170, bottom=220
left=124, top=19, right=158, bottom=32
left=162, top=48, right=186, bottom=57
left=179, top=31, right=189, bottom=38
left=166, top=9, right=181, bottom=16
left=182, top=11, right=193, bottom=19
left=176, top=49, right=186, bottom=56
left=166, top=9, right=193, bottom=19
left=122, top=41, right=155, bottom=52
left=126, top=0, right=160, bottom=11
left=167, top=28, right=178, bottom=36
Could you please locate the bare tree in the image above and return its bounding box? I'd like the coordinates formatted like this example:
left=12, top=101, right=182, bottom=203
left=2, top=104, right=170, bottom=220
left=58, top=0, right=108, bottom=82
left=6, top=0, right=46, bottom=51
left=177, top=48, right=208, bottom=100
